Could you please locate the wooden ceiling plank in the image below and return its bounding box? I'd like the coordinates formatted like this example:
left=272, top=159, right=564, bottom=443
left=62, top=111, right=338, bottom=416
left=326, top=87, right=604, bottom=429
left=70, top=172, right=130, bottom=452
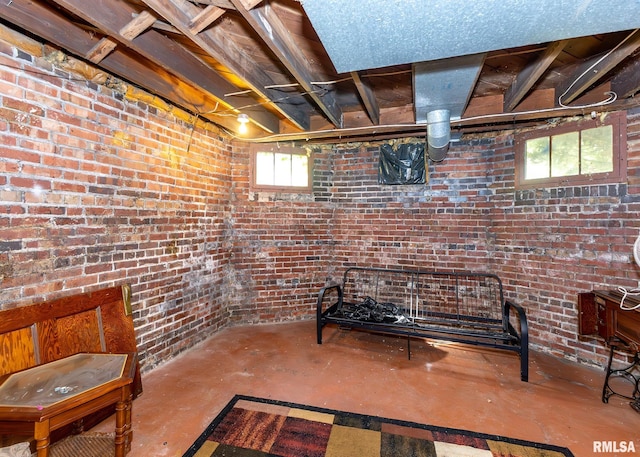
left=119, top=10, right=158, bottom=40
left=188, top=5, right=225, bottom=35
left=610, top=55, right=640, bottom=98
left=262, top=97, right=639, bottom=143
left=237, top=0, right=263, bottom=10
left=190, top=0, right=234, bottom=7
left=230, top=0, right=343, bottom=128
left=556, top=29, right=640, bottom=105
left=140, top=0, right=310, bottom=130
left=503, top=39, right=569, bottom=112
left=0, top=0, right=242, bottom=132
left=48, top=0, right=279, bottom=133
left=86, top=37, right=118, bottom=64
left=351, top=71, right=380, bottom=125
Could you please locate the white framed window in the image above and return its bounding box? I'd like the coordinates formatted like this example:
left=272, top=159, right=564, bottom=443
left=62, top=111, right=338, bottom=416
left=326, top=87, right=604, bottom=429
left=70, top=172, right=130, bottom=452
left=251, top=144, right=312, bottom=191
left=515, top=112, right=626, bottom=189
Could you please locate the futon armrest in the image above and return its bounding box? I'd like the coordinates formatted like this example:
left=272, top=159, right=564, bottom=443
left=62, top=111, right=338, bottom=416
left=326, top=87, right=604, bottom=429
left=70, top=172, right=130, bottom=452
left=505, top=299, right=529, bottom=381
left=504, top=300, right=528, bottom=340
left=316, top=283, right=342, bottom=316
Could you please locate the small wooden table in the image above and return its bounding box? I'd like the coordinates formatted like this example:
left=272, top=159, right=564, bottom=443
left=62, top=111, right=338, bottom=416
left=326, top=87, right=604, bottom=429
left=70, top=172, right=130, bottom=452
left=579, top=290, right=640, bottom=412
left=0, top=353, right=136, bottom=457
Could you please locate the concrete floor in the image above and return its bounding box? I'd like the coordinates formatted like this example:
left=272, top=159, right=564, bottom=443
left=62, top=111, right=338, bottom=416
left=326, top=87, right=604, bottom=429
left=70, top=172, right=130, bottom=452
left=96, top=320, right=639, bottom=456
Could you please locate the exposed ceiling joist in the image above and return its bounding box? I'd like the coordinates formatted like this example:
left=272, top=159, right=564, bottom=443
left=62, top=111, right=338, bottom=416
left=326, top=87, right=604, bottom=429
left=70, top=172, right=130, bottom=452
left=504, top=40, right=569, bottom=112
left=37, top=0, right=281, bottom=132
left=556, top=29, right=640, bottom=105
left=140, top=0, right=311, bottom=131
left=230, top=0, right=344, bottom=128
left=611, top=58, right=640, bottom=98
left=1, top=0, right=639, bottom=143
left=351, top=71, right=380, bottom=125
left=0, top=0, right=242, bottom=131
left=188, top=5, right=225, bottom=34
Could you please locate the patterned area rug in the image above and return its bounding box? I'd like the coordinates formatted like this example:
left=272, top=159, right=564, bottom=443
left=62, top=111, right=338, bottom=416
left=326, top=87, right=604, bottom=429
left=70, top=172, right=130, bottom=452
left=183, top=395, right=575, bottom=457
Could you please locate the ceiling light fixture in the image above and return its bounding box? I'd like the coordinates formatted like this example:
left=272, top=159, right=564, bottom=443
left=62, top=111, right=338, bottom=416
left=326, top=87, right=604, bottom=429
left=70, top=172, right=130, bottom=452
left=237, top=113, right=250, bottom=134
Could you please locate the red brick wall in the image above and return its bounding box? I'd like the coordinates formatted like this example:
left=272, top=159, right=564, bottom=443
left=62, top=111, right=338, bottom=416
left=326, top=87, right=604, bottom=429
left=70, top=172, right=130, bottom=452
left=0, top=37, right=232, bottom=370
left=231, top=117, right=640, bottom=368
left=227, top=143, right=335, bottom=323
left=2, top=28, right=639, bottom=372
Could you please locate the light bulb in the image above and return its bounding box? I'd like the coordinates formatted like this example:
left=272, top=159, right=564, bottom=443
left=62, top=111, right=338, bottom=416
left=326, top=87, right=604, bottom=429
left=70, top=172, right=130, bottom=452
left=237, top=113, right=250, bottom=134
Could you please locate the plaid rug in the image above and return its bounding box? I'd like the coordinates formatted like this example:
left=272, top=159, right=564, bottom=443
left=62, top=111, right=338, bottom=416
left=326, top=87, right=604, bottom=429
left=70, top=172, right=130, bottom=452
left=182, top=395, right=574, bottom=457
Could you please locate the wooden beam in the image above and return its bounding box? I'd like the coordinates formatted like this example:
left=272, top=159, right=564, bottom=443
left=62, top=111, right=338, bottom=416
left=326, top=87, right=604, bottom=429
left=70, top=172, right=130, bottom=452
left=236, top=0, right=262, bottom=9
left=188, top=5, right=225, bottom=34
left=504, top=39, right=568, bottom=112
left=47, top=0, right=279, bottom=133
left=140, top=0, right=310, bottom=130
left=86, top=37, right=118, bottom=64
left=611, top=54, right=640, bottom=98
left=230, top=0, right=343, bottom=128
left=119, top=10, right=158, bottom=40
left=0, top=0, right=243, bottom=133
left=189, top=0, right=234, bottom=7
left=556, top=29, right=640, bottom=105
left=351, top=71, right=380, bottom=125
left=86, top=10, right=157, bottom=64
left=253, top=97, right=640, bottom=143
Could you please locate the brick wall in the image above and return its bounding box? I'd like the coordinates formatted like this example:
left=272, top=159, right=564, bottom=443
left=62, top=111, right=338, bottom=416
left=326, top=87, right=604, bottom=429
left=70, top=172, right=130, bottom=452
left=226, top=143, right=335, bottom=324
left=230, top=120, right=640, bottom=368
left=0, top=34, right=232, bottom=371
left=2, top=27, right=639, bottom=373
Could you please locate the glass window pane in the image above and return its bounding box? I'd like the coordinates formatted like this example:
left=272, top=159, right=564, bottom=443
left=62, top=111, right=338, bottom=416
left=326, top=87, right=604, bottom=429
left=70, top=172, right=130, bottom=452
left=274, top=153, right=292, bottom=186
left=581, top=125, right=613, bottom=174
left=525, top=137, right=550, bottom=179
left=291, top=154, right=308, bottom=186
left=255, top=152, right=274, bottom=185
left=551, top=132, right=579, bottom=177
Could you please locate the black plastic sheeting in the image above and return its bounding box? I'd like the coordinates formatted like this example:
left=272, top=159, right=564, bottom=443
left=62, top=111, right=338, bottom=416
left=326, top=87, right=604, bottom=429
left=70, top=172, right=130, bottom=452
left=378, top=142, right=426, bottom=185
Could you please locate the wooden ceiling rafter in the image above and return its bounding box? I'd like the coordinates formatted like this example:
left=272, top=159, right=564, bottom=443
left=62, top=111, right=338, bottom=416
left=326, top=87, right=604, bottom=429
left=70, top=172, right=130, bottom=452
left=229, top=0, right=343, bottom=127
left=351, top=71, right=380, bottom=125
left=140, top=0, right=311, bottom=131
left=48, top=0, right=280, bottom=132
left=188, top=5, right=226, bottom=34
left=503, top=40, right=569, bottom=112
left=1, top=0, right=639, bottom=141
left=0, top=0, right=243, bottom=132
left=86, top=10, right=157, bottom=64
left=556, top=29, right=640, bottom=105
left=610, top=56, right=640, bottom=98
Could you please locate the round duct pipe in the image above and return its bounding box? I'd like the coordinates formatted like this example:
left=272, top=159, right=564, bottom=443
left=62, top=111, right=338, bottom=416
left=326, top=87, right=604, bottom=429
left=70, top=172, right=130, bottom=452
left=426, top=109, right=451, bottom=162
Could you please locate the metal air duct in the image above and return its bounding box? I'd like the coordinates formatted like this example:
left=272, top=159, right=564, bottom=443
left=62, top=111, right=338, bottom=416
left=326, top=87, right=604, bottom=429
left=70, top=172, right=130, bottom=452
left=426, top=109, right=450, bottom=162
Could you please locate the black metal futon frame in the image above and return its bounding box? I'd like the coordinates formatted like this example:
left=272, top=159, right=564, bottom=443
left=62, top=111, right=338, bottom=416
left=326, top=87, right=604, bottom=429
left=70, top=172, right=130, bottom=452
left=316, top=267, right=529, bottom=381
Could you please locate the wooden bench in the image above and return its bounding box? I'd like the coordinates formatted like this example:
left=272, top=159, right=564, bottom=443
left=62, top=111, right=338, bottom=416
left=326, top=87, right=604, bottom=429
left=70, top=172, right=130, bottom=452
left=316, top=267, right=529, bottom=381
left=0, top=285, right=142, bottom=450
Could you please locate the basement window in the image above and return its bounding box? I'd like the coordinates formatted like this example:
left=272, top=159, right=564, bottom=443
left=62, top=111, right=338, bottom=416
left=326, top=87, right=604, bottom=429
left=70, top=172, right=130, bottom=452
left=251, top=144, right=312, bottom=192
left=515, top=112, right=626, bottom=189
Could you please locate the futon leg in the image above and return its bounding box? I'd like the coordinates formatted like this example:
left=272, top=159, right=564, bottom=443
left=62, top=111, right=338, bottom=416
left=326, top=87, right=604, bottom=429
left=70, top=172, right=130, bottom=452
left=520, top=348, right=529, bottom=382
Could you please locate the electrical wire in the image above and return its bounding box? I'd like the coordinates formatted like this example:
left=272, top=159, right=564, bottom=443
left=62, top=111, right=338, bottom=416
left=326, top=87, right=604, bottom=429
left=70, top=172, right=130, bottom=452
left=2, top=29, right=631, bottom=143
left=617, top=286, right=640, bottom=310
left=557, top=28, right=638, bottom=108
